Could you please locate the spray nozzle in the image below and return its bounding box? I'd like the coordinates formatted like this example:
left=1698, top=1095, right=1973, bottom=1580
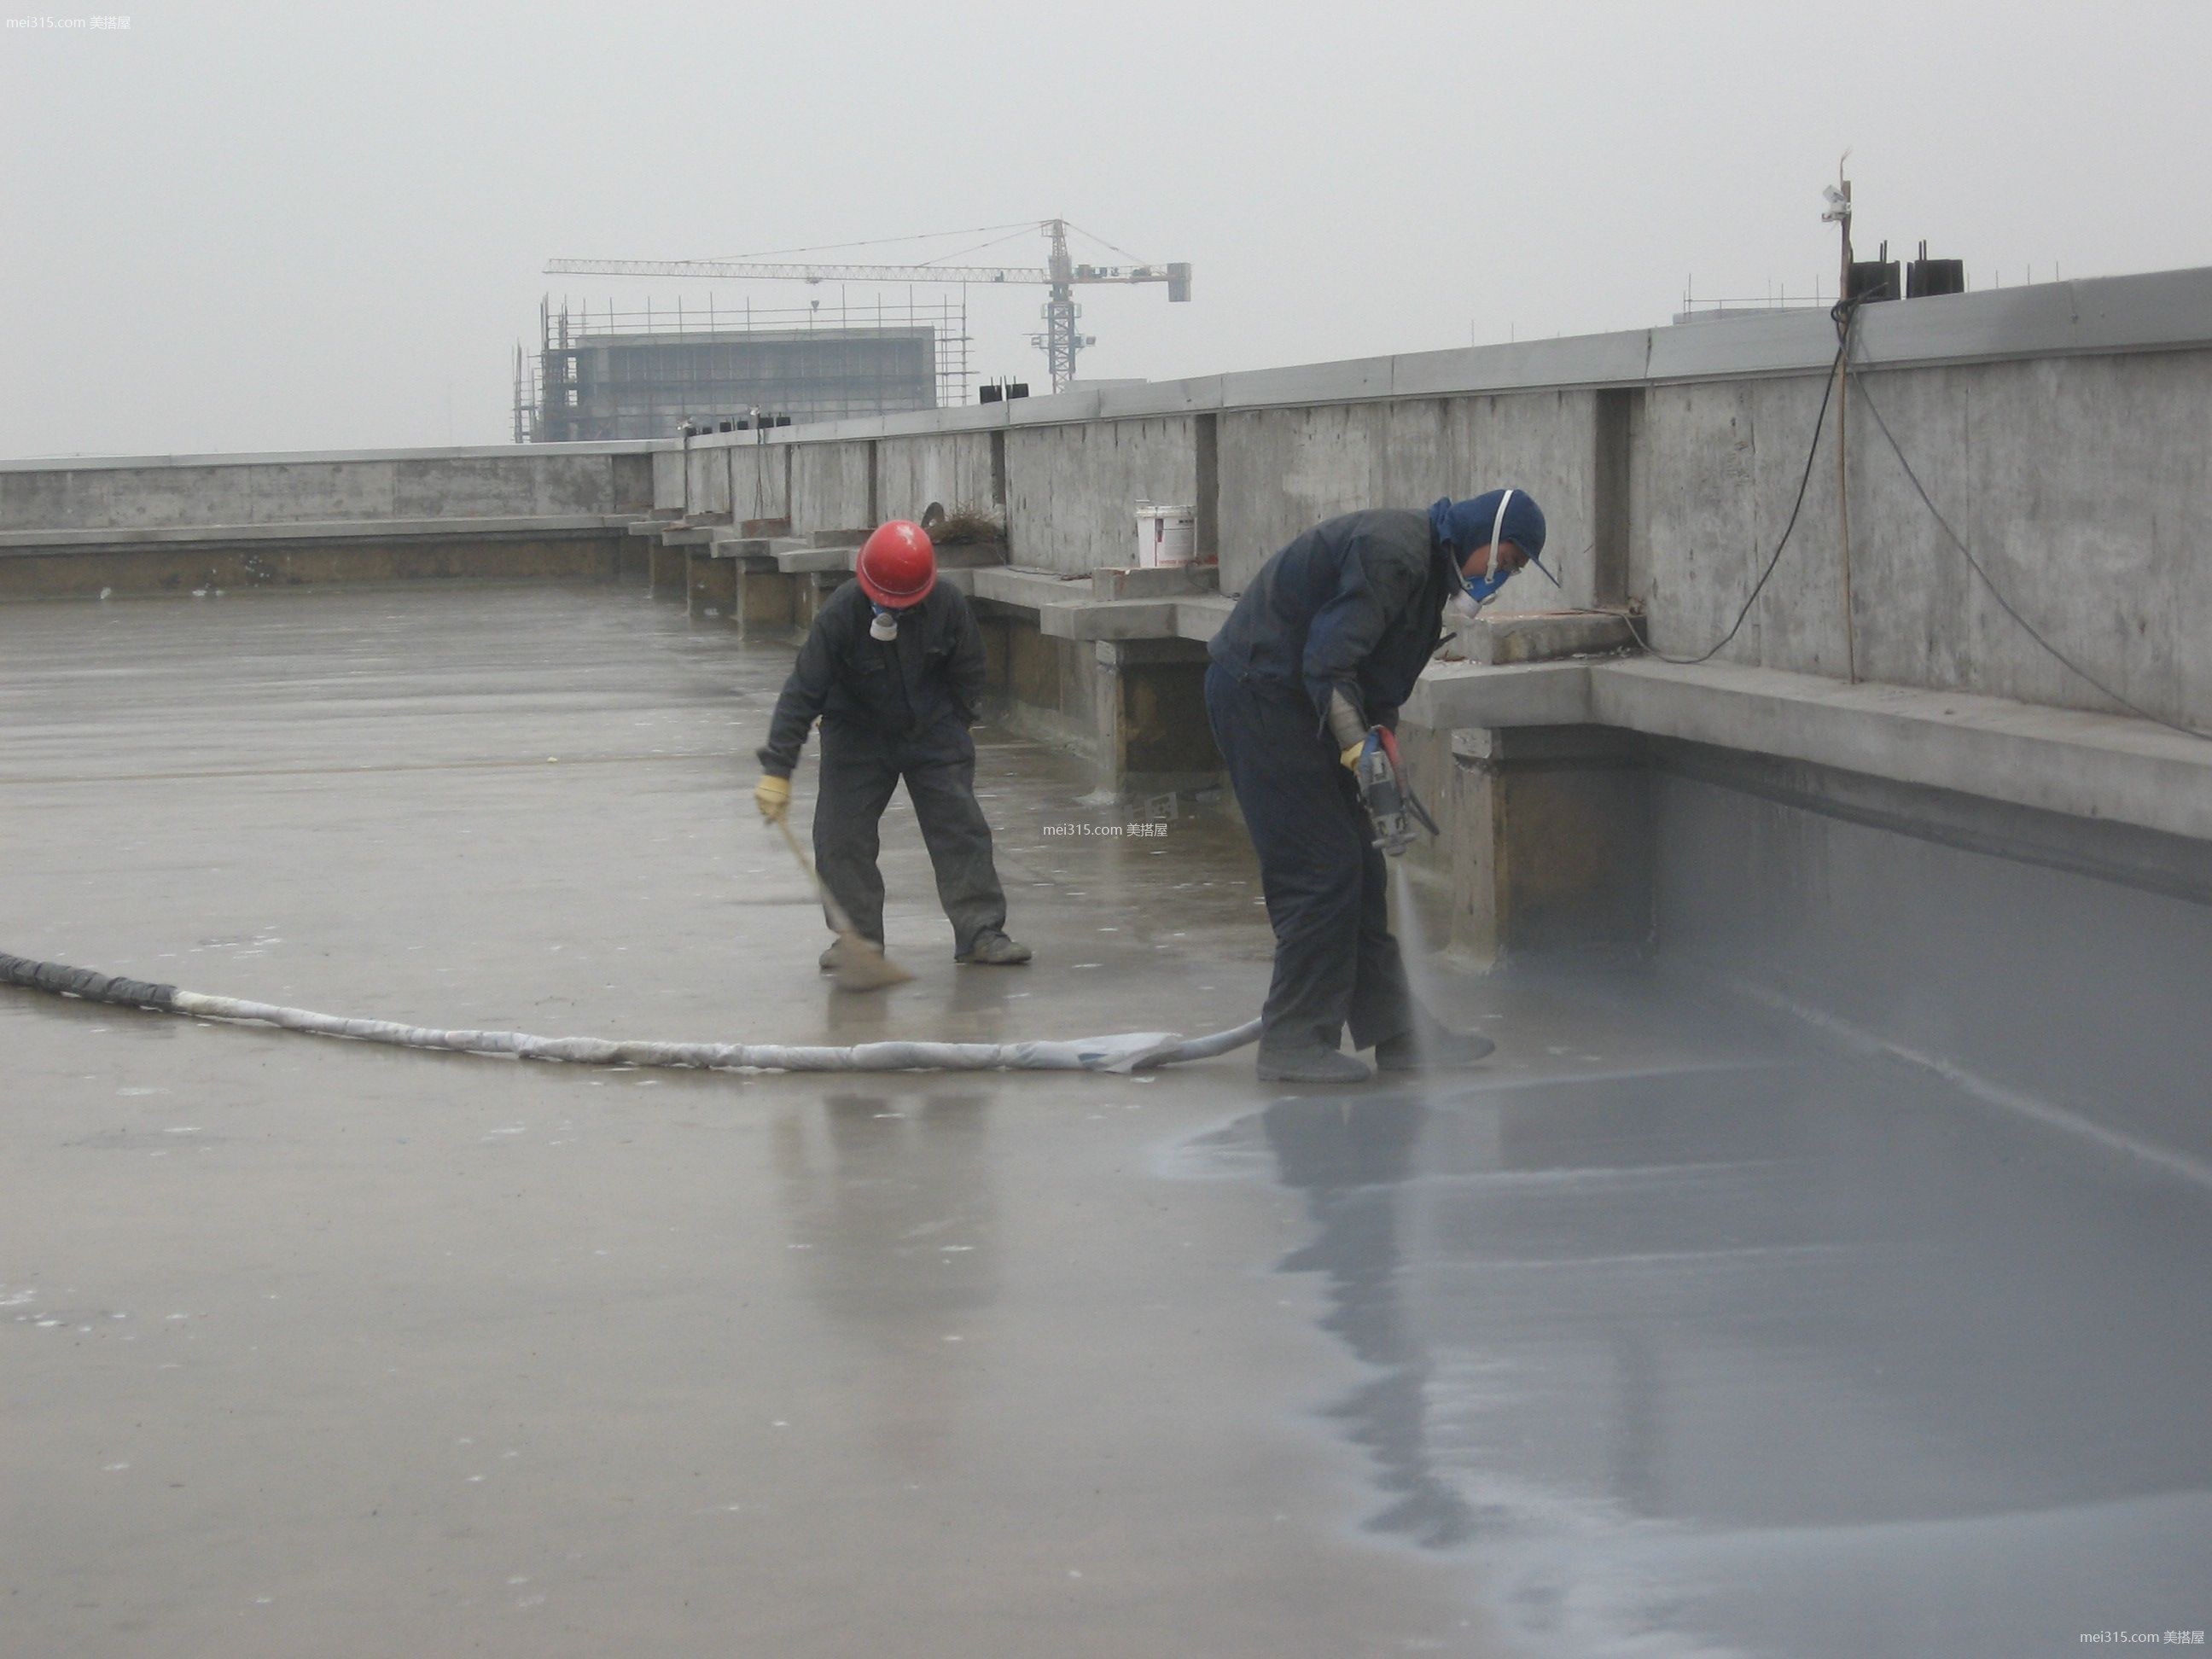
left=1354, top=727, right=1439, bottom=857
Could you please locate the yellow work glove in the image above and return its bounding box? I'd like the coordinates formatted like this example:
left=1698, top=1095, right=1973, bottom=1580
left=1340, top=742, right=1365, bottom=771
left=754, top=774, right=791, bottom=824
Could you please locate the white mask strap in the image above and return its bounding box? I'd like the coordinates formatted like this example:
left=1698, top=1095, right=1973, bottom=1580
left=1486, top=489, right=1515, bottom=579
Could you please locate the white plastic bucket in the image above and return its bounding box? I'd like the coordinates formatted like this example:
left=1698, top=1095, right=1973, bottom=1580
left=1134, top=504, right=1196, bottom=568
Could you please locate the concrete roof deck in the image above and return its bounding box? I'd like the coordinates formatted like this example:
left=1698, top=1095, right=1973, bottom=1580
left=3, top=584, right=2207, bottom=1655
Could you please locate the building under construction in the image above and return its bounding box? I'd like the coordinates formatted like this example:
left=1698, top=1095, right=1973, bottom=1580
left=515, top=294, right=963, bottom=442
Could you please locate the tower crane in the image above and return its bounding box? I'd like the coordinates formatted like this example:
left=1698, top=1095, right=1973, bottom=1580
left=545, top=219, right=1190, bottom=393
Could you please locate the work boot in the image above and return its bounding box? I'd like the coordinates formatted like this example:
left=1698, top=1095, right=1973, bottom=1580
left=957, top=930, right=1033, bottom=966
left=1373, top=1022, right=1497, bottom=1073
left=819, top=940, right=882, bottom=973
left=1254, top=1045, right=1372, bottom=1085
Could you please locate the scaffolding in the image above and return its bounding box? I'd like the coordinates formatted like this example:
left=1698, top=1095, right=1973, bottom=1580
left=515, top=292, right=971, bottom=443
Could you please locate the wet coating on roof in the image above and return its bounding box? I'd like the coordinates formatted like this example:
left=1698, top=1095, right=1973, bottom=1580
left=3, top=585, right=2207, bottom=1656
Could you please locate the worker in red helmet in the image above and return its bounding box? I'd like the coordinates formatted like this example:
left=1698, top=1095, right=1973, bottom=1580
left=754, top=520, right=1031, bottom=971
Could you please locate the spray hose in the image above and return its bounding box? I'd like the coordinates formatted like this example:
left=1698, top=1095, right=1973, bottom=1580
left=0, top=949, right=1261, bottom=1076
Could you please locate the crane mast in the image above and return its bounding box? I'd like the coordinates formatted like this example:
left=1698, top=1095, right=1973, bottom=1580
left=544, top=219, right=1190, bottom=393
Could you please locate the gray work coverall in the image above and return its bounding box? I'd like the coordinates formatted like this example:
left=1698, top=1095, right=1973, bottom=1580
left=757, top=579, right=1009, bottom=954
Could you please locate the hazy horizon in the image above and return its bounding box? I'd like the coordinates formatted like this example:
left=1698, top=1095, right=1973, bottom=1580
left=4, top=0, right=2208, bottom=457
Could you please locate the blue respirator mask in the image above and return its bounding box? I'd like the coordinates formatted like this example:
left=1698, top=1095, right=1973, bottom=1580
left=1449, top=489, right=1523, bottom=620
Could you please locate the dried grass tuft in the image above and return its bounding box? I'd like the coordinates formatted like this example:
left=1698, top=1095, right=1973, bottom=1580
left=932, top=503, right=1004, bottom=546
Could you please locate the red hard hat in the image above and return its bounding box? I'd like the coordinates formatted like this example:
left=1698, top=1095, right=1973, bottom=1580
left=855, top=520, right=936, bottom=608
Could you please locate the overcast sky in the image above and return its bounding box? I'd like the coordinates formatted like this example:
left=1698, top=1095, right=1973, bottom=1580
left=3, top=0, right=2207, bottom=457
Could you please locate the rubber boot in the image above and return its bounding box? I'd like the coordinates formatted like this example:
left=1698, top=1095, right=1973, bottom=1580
left=958, top=930, right=1033, bottom=966
left=1374, top=1022, right=1496, bottom=1073
left=1254, top=1045, right=1372, bottom=1084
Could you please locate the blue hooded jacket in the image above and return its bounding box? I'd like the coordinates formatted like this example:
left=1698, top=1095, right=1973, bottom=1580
left=1209, top=492, right=1550, bottom=731
left=1428, top=489, right=1548, bottom=574
left=1208, top=509, right=1457, bottom=728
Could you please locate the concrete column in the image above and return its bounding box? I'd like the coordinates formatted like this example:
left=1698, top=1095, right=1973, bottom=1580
left=1089, top=637, right=1220, bottom=801
left=732, top=561, right=800, bottom=635
left=648, top=542, right=688, bottom=599
left=687, top=550, right=737, bottom=620
left=1398, top=723, right=1651, bottom=964
left=1193, top=413, right=1220, bottom=564
left=1592, top=387, right=1638, bottom=608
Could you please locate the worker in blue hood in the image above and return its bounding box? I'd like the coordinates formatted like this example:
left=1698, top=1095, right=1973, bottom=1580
left=1206, top=489, right=1551, bottom=1083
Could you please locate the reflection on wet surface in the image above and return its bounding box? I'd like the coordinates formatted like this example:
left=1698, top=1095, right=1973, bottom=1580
left=772, top=1095, right=1003, bottom=1472
left=7, top=587, right=2209, bottom=1657
left=1185, top=1038, right=2212, bottom=1656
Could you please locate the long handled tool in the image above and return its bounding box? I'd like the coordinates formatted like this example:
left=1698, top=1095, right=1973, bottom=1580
left=770, top=815, right=913, bottom=991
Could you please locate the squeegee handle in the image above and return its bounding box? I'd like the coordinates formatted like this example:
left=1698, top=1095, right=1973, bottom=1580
left=773, top=815, right=866, bottom=940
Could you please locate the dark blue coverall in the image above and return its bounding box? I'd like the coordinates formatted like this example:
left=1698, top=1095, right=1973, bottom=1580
left=1205, top=509, right=1457, bottom=1059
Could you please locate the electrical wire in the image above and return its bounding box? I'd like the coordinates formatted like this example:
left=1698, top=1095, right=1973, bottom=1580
left=1843, top=335, right=2212, bottom=743
left=1621, top=299, right=1857, bottom=666
left=1624, top=292, right=2205, bottom=741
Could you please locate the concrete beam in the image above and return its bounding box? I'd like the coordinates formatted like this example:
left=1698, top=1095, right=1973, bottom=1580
left=1091, top=565, right=1219, bottom=601
left=1400, top=655, right=2212, bottom=842
left=1039, top=599, right=1181, bottom=642
left=1403, top=662, right=1597, bottom=729
left=771, top=544, right=857, bottom=574
left=1592, top=659, right=2212, bottom=843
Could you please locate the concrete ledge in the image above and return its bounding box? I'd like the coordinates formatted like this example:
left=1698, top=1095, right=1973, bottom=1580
left=1404, top=661, right=1597, bottom=730
left=1173, top=596, right=1234, bottom=643
left=970, top=567, right=1092, bottom=613
left=0, top=515, right=648, bottom=556
left=1091, top=564, right=1219, bottom=601
left=1041, top=599, right=1181, bottom=642
left=970, top=566, right=1234, bottom=649
left=1448, top=609, right=1637, bottom=666
left=771, top=544, right=857, bottom=574
left=1401, top=655, right=2212, bottom=841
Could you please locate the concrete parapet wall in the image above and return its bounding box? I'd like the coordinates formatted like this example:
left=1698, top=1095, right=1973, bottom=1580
left=0, top=532, right=630, bottom=598
left=660, top=266, right=2212, bottom=732
left=1215, top=392, right=1599, bottom=600
left=728, top=445, right=787, bottom=524
left=789, top=442, right=873, bottom=533
left=873, top=432, right=996, bottom=524
left=0, top=446, right=655, bottom=532
left=1004, top=416, right=1197, bottom=575
left=684, top=445, right=731, bottom=519
left=1636, top=348, right=2212, bottom=727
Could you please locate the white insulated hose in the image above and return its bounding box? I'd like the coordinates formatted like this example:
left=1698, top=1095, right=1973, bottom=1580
left=1, top=950, right=1261, bottom=1076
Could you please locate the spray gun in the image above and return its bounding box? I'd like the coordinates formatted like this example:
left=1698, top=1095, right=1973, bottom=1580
left=1354, top=727, right=1439, bottom=858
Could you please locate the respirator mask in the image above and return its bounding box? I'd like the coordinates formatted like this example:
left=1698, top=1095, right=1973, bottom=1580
left=868, top=604, right=900, bottom=642
left=1447, top=489, right=1520, bottom=623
